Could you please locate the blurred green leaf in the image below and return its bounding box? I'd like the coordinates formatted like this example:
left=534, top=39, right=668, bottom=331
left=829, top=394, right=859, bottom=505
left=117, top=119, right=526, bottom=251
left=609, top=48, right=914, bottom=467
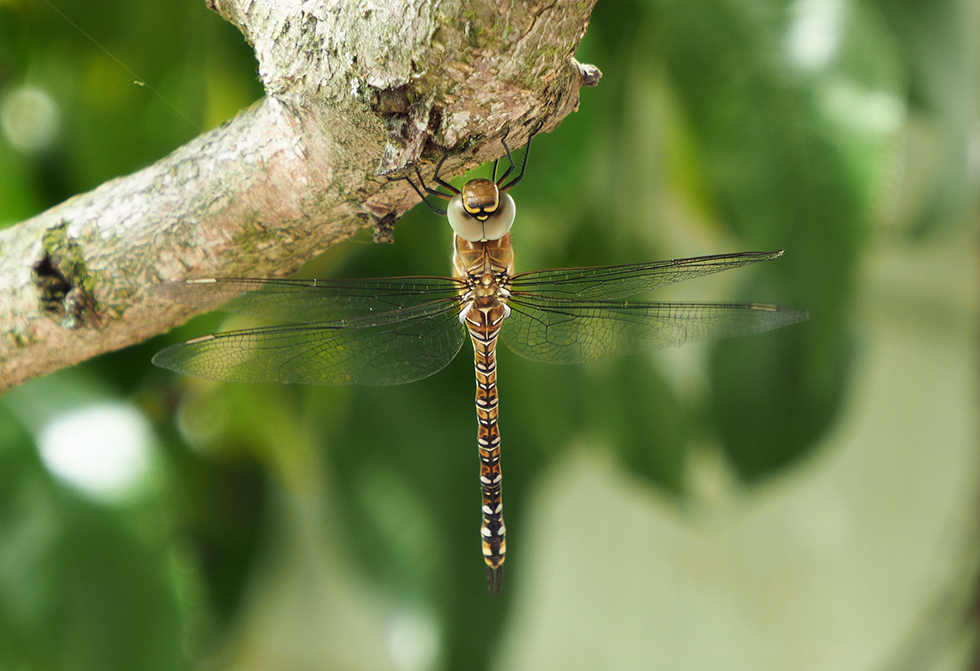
left=647, top=0, right=901, bottom=477
left=0, top=406, right=184, bottom=671
left=592, top=357, right=688, bottom=493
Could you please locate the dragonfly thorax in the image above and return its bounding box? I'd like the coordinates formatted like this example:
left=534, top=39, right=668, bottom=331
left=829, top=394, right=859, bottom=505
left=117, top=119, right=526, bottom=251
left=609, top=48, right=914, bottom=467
left=447, top=178, right=516, bottom=242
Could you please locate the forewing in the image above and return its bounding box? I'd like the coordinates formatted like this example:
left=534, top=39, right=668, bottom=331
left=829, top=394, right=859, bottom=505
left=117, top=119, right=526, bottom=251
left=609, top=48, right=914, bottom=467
left=501, top=295, right=807, bottom=364
left=507, top=250, right=784, bottom=301
left=152, top=300, right=466, bottom=386
left=149, top=276, right=464, bottom=322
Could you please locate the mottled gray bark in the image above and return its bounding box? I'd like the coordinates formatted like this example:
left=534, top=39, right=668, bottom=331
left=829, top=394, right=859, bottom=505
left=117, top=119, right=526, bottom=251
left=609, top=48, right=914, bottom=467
left=0, top=0, right=599, bottom=393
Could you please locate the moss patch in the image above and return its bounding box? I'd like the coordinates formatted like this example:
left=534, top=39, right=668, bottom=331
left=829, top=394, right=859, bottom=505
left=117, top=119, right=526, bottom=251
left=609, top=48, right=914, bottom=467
left=33, top=223, right=101, bottom=329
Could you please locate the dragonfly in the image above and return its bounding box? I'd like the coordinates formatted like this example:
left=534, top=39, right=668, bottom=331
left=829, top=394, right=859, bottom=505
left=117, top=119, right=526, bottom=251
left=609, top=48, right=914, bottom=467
left=152, top=125, right=808, bottom=593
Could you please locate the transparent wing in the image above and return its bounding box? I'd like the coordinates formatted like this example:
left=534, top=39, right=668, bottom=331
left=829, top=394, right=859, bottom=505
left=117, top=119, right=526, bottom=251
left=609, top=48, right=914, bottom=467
left=152, top=300, right=466, bottom=386
left=507, top=250, right=784, bottom=300
left=149, top=276, right=464, bottom=322
left=501, top=295, right=808, bottom=364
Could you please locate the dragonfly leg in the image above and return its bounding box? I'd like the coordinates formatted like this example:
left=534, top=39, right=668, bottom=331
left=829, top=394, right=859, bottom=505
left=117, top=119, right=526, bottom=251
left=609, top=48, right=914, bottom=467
left=494, top=132, right=517, bottom=186
left=394, top=162, right=453, bottom=216
left=499, top=119, right=544, bottom=192
left=430, top=151, right=460, bottom=195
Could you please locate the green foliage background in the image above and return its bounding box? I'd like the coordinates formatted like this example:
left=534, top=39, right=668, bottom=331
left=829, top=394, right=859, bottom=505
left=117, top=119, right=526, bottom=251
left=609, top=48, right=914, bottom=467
left=0, top=0, right=977, bottom=669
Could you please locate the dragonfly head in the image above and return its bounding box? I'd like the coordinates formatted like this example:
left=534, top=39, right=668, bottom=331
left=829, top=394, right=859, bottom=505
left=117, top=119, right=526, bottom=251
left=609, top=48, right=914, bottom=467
left=448, top=178, right=516, bottom=242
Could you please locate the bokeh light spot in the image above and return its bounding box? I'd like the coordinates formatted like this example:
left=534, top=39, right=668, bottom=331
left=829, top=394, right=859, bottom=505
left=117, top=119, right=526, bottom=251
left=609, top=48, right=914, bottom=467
left=0, top=85, right=61, bottom=153
left=37, top=403, right=154, bottom=501
left=387, top=608, right=441, bottom=671
left=786, top=0, right=843, bottom=71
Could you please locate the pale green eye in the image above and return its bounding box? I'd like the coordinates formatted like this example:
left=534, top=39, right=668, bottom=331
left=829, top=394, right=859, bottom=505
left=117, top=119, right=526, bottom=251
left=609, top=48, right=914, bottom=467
left=447, top=193, right=516, bottom=241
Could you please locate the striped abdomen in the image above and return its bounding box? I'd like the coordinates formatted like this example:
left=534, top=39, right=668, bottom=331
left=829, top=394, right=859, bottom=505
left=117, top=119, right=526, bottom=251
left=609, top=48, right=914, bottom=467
left=461, top=302, right=508, bottom=594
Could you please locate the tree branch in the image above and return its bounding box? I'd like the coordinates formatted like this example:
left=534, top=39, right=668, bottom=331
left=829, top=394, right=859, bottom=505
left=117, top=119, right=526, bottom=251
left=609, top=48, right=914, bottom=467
left=0, top=0, right=599, bottom=393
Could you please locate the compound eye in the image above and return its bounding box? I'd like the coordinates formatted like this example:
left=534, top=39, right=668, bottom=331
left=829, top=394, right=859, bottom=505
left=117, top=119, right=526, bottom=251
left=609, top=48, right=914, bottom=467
left=480, top=193, right=515, bottom=241
left=447, top=195, right=487, bottom=242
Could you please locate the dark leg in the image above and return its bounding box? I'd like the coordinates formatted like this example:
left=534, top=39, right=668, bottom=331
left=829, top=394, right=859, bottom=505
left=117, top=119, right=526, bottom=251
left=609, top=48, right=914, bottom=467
left=499, top=120, right=544, bottom=192
left=397, top=169, right=449, bottom=216
left=430, top=152, right=460, bottom=195
left=396, top=149, right=459, bottom=217
left=494, top=134, right=518, bottom=186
